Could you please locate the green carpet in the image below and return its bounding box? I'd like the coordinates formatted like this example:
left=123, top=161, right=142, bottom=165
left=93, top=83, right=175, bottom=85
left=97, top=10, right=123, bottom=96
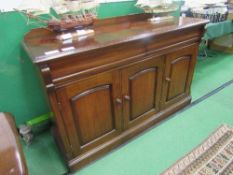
left=22, top=51, right=233, bottom=175
left=192, top=51, right=233, bottom=101
left=22, top=132, right=66, bottom=175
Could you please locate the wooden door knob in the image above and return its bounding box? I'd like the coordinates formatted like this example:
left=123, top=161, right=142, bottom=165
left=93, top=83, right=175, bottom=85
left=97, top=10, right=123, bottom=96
left=166, top=77, right=171, bottom=82
left=115, top=98, right=122, bottom=104
left=124, top=95, right=131, bottom=101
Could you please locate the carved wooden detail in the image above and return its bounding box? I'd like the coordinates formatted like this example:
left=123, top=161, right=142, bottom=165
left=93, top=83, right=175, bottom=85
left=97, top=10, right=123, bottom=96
left=166, top=56, right=191, bottom=101
left=55, top=70, right=122, bottom=155
left=161, top=44, right=198, bottom=108
left=70, top=85, right=115, bottom=146
left=122, top=57, right=163, bottom=129
left=129, top=68, right=157, bottom=120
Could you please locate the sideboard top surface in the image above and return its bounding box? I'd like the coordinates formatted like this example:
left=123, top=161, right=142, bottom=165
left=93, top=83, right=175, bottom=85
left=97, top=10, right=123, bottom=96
left=22, top=14, right=208, bottom=64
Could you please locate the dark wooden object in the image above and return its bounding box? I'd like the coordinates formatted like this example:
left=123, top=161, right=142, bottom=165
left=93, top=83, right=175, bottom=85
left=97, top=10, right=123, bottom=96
left=22, top=14, right=208, bottom=172
left=0, top=113, right=28, bottom=175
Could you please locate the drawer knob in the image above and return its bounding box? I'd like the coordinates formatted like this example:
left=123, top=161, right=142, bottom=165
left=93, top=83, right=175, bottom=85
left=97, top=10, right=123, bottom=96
left=124, top=95, right=131, bottom=101
left=166, top=77, right=171, bottom=82
left=115, top=98, right=122, bottom=104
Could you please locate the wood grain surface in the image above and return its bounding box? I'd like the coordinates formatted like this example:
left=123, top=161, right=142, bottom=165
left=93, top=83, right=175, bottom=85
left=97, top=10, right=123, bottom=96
left=22, top=14, right=208, bottom=172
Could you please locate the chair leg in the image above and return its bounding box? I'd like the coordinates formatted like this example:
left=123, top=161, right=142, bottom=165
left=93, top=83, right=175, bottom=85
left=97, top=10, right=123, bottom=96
left=199, top=39, right=208, bottom=58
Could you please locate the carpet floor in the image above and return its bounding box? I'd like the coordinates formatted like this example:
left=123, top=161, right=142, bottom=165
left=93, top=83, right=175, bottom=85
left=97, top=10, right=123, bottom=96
left=22, top=51, right=233, bottom=175
left=192, top=51, right=233, bottom=101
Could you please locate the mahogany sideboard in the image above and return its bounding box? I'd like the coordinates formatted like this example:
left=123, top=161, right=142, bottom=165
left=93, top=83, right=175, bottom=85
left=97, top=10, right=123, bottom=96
left=22, top=14, right=208, bottom=172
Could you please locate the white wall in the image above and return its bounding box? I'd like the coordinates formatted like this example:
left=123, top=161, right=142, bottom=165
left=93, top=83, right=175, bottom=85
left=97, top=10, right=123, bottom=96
left=0, top=0, right=23, bottom=11
left=0, top=0, right=135, bottom=12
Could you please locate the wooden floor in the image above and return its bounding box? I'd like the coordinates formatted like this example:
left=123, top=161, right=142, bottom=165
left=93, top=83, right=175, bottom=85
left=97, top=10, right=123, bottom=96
left=22, top=50, right=233, bottom=175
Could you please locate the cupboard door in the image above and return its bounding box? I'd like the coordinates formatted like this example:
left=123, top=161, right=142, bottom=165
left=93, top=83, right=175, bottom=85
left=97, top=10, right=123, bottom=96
left=161, top=44, right=198, bottom=108
left=56, top=70, right=122, bottom=156
left=122, top=57, right=163, bottom=129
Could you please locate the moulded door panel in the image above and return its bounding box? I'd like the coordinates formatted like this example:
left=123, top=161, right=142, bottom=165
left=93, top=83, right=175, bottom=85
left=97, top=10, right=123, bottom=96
left=56, top=70, right=122, bottom=156
left=167, top=56, right=190, bottom=100
left=122, top=56, right=164, bottom=129
left=161, top=44, right=198, bottom=108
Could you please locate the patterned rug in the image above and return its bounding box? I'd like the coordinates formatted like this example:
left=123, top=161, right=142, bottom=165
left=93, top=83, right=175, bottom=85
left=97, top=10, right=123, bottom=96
left=161, top=124, right=233, bottom=175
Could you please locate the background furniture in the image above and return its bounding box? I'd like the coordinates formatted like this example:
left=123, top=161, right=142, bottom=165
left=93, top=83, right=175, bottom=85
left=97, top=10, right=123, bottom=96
left=0, top=112, right=28, bottom=175
left=203, top=20, right=233, bottom=40
left=209, top=33, right=233, bottom=53
left=202, top=20, right=233, bottom=56
left=22, top=14, right=208, bottom=172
